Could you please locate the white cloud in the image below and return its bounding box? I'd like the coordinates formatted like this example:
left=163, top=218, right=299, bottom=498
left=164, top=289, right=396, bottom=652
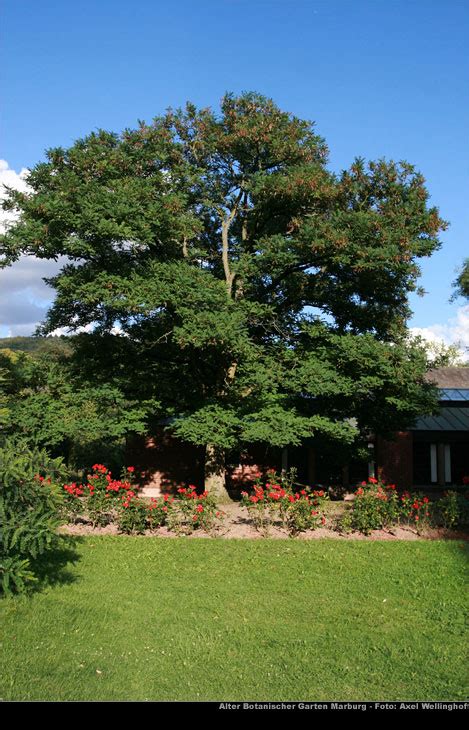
left=0, top=159, right=30, bottom=233
left=0, top=160, right=64, bottom=336
left=409, top=305, right=469, bottom=362
left=0, top=160, right=115, bottom=338
left=49, top=324, right=95, bottom=337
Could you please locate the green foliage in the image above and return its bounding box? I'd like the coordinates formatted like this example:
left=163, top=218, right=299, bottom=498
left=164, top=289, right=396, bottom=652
left=0, top=368, right=9, bottom=432
left=0, top=346, right=151, bottom=469
left=0, top=336, right=72, bottom=356
left=346, top=480, right=399, bottom=535
left=115, top=496, right=148, bottom=535
left=343, top=478, right=437, bottom=535
left=437, top=491, right=469, bottom=530
left=167, top=487, right=222, bottom=534
left=411, top=338, right=466, bottom=367
left=147, top=496, right=173, bottom=529
left=454, top=258, right=469, bottom=300
left=0, top=439, right=67, bottom=593
left=0, top=93, right=446, bottom=481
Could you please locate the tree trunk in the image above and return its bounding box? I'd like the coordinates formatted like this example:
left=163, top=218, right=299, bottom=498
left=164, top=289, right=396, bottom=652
left=204, top=443, right=231, bottom=502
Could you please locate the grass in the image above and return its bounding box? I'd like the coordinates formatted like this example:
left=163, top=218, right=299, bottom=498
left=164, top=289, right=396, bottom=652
left=1, top=537, right=468, bottom=701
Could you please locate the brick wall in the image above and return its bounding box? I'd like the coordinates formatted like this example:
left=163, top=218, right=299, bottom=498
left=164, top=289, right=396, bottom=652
left=128, top=432, right=279, bottom=497
left=128, top=430, right=205, bottom=495
left=376, top=431, right=413, bottom=489
left=130, top=431, right=416, bottom=495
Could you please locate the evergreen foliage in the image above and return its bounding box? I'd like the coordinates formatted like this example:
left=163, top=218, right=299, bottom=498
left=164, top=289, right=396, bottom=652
left=0, top=439, right=67, bottom=593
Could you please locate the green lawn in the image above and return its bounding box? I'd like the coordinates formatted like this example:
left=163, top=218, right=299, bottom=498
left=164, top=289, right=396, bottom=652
left=1, top=537, right=468, bottom=701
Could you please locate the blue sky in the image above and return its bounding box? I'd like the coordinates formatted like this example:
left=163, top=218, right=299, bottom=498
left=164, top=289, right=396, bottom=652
left=1, top=0, right=468, bottom=346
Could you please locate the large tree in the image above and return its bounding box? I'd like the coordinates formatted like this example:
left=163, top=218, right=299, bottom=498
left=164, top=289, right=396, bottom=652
left=0, top=93, right=445, bottom=498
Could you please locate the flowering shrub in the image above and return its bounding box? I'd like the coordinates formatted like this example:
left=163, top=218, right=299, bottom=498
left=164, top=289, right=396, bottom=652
left=167, top=486, right=223, bottom=535
left=281, top=493, right=327, bottom=535
left=62, top=464, right=138, bottom=527
left=60, top=467, right=225, bottom=535
left=399, top=491, right=432, bottom=531
left=345, top=477, right=436, bottom=534
left=116, top=492, right=148, bottom=534
left=62, top=481, right=85, bottom=523
left=57, top=463, right=469, bottom=538
left=240, top=482, right=274, bottom=535
left=86, top=464, right=138, bottom=527
left=346, top=477, right=403, bottom=535
left=348, top=480, right=391, bottom=535
left=437, top=491, right=469, bottom=530
left=241, top=469, right=328, bottom=536
left=147, top=494, right=174, bottom=529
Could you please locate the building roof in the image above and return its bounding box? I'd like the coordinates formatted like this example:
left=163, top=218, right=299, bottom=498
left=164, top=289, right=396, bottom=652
left=439, top=388, right=469, bottom=402
left=425, top=367, right=469, bottom=388
left=412, top=406, right=469, bottom=432
left=411, top=368, right=469, bottom=431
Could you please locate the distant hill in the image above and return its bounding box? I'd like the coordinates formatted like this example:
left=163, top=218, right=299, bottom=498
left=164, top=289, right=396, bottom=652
left=0, top=336, right=72, bottom=356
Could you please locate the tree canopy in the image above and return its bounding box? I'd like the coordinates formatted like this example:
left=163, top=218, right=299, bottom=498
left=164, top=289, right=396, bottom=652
left=0, top=92, right=446, bottom=495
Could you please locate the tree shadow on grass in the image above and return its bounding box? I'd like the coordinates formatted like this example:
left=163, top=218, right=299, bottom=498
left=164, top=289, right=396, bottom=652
left=29, top=536, right=84, bottom=594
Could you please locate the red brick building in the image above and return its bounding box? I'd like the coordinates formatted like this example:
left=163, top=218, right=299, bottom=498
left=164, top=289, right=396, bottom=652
left=136, top=367, right=469, bottom=496
left=385, top=367, right=469, bottom=488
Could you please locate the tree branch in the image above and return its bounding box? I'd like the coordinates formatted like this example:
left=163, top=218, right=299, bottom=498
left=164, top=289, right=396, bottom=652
left=221, top=189, right=243, bottom=297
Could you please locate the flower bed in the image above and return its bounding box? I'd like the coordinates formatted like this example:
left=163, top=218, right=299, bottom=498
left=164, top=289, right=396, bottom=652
left=240, top=469, right=328, bottom=536
left=340, top=476, right=469, bottom=535
left=61, top=464, right=224, bottom=536
left=59, top=465, right=469, bottom=539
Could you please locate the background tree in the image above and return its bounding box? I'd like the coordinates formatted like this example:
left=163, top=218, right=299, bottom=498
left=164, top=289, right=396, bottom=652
left=0, top=345, right=151, bottom=471
left=454, top=258, right=469, bottom=300
left=0, top=93, right=446, bottom=498
left=409, top=337, right=466, bottom=367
